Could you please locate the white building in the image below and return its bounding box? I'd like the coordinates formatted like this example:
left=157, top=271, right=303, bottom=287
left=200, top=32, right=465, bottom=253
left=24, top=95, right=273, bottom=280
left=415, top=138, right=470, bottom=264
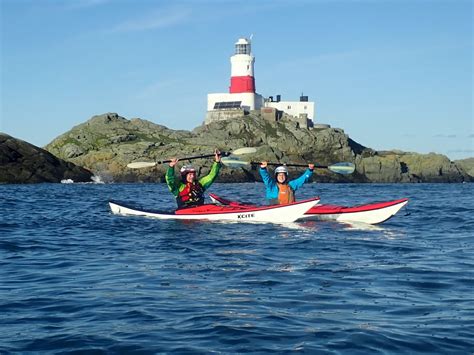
left=265, top=95, right=315, bottom=122
left=206, top=37, right=315, bottom=126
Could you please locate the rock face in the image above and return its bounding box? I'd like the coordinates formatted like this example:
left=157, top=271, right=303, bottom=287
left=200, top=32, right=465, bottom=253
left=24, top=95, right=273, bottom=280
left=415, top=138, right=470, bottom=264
left=0, top=133, right=93, bottom=184
left=355, top=151, right=468, bottom=183
left=44, top=113, right=472, bottom=183
left=454, top=158, right=474, bottom=180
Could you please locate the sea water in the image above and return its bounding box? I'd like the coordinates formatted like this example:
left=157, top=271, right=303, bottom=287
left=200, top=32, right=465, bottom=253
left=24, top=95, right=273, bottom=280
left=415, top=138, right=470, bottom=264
left=1, top=183, right=473, bottom=353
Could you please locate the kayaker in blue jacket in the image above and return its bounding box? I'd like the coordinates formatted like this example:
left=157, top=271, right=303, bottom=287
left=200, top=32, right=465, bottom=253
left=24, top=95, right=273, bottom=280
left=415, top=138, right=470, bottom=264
left=260, top=161, right=314, bottom=205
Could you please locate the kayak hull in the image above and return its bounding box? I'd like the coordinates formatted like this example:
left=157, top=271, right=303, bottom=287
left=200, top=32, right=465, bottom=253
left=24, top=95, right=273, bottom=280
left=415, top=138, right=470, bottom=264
left=208, top=193, right=408, bottom=225
left=109, top=197, right=320, bottom=223
left=302, top=199, right=408, bottom=224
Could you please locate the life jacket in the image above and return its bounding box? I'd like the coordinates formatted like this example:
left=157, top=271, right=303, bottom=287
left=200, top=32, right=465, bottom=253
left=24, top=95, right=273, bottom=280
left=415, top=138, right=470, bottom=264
left=277, top=183, right=295, bottom=204
left=177, top=182, right=204, bottom=208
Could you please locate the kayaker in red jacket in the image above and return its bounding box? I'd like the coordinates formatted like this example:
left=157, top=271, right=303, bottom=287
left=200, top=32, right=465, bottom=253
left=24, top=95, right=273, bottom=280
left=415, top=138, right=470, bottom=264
left=260, top=161, right=315, bottom=205
left=166, top=149, right=222, bottom=208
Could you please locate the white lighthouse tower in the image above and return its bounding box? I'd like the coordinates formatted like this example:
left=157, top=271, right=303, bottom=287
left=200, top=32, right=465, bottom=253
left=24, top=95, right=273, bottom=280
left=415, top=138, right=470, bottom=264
left=229, top=38, right=255, bottom=94
left=206, top=38, right=264, bottom=123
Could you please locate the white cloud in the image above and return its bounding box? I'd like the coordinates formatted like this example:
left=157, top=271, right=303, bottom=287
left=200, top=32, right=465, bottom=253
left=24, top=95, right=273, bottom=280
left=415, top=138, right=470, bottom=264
left=135, top=79, right=184, bottom=100
left=434, top=134, right=458, bottom=138
left=107, top=7, right=191, bottom=34
left=63, top=0, right=110, bottom=10
left=448, top=149, right=474, bottom=153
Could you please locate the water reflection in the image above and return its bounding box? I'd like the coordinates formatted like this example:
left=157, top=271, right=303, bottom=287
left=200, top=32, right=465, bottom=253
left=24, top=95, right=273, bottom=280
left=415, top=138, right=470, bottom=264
left=339, top=221, right=407, bottom=239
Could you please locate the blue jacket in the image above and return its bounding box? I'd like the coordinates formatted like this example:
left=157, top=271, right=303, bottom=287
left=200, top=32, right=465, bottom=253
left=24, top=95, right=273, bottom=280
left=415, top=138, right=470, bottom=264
left=259, top=167, right=313, bottom=201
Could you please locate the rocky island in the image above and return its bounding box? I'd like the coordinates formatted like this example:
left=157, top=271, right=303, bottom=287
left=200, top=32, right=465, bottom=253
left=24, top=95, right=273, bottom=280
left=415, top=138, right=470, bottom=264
left=36, top=113, right=472, bottom=184
left=0, top=133, right=93, bottom=183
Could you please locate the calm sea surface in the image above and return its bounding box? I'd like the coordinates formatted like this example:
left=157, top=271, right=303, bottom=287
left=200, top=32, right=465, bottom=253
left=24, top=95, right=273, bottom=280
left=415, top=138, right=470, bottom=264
left=1, top=182, right=473, bottom=353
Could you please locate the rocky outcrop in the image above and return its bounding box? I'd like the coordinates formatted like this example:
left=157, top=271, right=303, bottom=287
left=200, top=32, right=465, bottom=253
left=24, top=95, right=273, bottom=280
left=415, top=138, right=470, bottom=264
left=454, top=158, right=474, bottom=179
left=0, top=133, right=93, bottom=184
left=355, top=151, right=467, bottom=183
left=43, top=113, right=472, bottom=183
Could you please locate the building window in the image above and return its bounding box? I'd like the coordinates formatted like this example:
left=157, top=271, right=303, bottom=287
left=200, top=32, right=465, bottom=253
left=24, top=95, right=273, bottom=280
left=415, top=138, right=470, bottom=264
left=288, top=105, right=291, bottom=109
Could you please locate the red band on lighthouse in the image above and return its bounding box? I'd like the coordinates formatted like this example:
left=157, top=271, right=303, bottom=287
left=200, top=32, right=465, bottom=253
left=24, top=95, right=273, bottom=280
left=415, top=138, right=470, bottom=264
left=230, top=76, right=255, bottom=93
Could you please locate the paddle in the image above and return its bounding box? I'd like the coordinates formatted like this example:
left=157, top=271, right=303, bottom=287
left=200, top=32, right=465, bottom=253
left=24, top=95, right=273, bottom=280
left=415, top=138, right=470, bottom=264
left=221, top=157, right=355, bottom=175
left=127, top=147, right=257, bottom=169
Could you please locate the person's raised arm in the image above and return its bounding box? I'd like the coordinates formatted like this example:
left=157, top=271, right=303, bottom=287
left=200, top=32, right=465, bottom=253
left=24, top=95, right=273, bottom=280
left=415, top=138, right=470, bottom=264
left=214, top=149, right=222, bottom=163
left=259, top=161, right=273, bottom=186
left=166, top=158, right=180, bottom=195
left=169, top=158, right=179, bottom=168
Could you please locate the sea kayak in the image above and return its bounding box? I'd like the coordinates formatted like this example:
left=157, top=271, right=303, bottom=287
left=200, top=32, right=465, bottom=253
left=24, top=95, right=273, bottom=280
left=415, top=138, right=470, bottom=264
left=208, top=193, right=408, bottom=225
left=109, top=197, right=320, bottom=223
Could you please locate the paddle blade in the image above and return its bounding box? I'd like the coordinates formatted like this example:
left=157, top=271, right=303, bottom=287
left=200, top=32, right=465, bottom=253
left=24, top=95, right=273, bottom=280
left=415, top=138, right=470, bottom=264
left=221, top=157, right=251, bottom=169
left=327, top=162, right=355, bottom=175
left=231, top=147, right=257, bottom=155
left=127, top=162, right=157, bottom=169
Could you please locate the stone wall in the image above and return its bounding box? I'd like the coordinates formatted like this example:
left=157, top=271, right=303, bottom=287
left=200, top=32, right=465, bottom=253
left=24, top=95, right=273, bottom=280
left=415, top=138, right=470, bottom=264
left=204, top=109, right=247, bottom=124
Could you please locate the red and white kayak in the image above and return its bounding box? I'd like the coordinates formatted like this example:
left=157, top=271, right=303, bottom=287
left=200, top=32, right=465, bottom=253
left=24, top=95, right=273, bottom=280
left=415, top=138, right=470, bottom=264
left=209, top=193, right=408, bottom=225
left=109, top=197, right=320, bottom=223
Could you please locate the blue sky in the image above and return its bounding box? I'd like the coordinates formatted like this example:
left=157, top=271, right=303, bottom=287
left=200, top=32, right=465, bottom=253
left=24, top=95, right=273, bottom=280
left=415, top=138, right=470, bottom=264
left=1, top=0, right=472, bottom=160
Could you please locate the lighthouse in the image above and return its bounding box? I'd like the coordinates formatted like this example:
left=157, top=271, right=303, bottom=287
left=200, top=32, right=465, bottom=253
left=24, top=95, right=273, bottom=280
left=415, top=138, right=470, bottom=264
left=229, top=38, right=255, bottom=94
left=205, top=37, right=315, bottom=126
left=206, top=37, right=264, bottom=122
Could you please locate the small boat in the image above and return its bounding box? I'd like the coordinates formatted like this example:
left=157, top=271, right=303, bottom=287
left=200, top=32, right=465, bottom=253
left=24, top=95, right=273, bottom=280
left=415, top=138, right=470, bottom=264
left=109, top=197, right=320, bottom=223
left=208, top=193, right=408, bottom=225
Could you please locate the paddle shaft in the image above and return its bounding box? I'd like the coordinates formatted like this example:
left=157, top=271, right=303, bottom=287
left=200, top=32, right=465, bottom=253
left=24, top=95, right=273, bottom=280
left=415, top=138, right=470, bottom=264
left=127, top=148, right=258, bottom=169
left=220, top=158, right=355, bottom=174
left=251, top=161, right=326, bottom=168
left=157, top=151, right=230, bottom=164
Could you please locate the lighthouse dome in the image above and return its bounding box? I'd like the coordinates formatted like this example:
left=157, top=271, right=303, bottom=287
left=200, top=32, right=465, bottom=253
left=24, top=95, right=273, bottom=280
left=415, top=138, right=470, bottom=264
left=235, top=38, right=250, bottom=45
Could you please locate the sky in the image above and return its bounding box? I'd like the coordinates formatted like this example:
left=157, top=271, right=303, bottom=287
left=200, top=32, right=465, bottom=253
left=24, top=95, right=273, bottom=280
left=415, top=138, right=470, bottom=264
left=1, top=0, right=473, bottom=160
